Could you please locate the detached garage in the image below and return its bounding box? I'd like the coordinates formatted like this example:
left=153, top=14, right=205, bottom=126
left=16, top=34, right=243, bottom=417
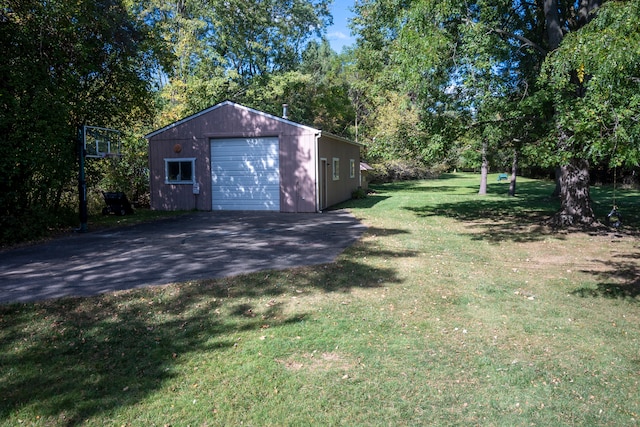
left=145, top=101, right=363, bottom=213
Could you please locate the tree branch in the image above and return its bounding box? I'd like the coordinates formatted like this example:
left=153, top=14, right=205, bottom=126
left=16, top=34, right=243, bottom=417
left=468, top=114, right=545, bottom=130
left=461, top=18, right=547, bottom=56
left=490, top=28, right=548, bottom=56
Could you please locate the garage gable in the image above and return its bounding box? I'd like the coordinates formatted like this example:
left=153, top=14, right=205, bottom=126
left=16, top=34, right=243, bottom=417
left=211, top=137, right=280, bottom=211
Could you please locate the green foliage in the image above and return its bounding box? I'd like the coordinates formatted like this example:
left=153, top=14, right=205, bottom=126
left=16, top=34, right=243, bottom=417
left=368, top=159, right=436, bottom=183
left=142, top=0, right=334, bottom=125
left=192, top=40, right=356, bottom=138
left=293, top=41, right=356, bottom=135
left=540, top=0, right=640, bottom=169
left=364, top=92, right=426, bottom=161
left=350, top=0, right=544, bottom=172
left=350, top=0, right=638, bottom=225
left=351, top=187, right=368, bottom=199
left=97, top=133, right=151, bottom=207
left=0, top=0, right=164, bottom=244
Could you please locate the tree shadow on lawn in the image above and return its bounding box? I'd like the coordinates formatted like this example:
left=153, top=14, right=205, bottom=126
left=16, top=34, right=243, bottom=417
left=572, top=251, right=640, bottom=302
left=370, top=180, right=479, bottom=195
left=403, top=179, right=640, bottom=243
left=332, top=193, right=390, bottom=209
left=590, top=186, right=640, bottom=229
left=210, top=239, right=413, bottom=299
left=405, top=194, right=560, bottom=244
left=361, top=225, right=411, bottom=238
left=371, top=174, right=554, bottom=196
left=0, top=288, right=236, bottom=425
left=0, top=246, right=407, bottom=425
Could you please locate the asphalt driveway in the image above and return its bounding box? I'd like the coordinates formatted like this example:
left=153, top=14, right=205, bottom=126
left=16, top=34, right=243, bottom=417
left=0, top=210, right=366, bottom=304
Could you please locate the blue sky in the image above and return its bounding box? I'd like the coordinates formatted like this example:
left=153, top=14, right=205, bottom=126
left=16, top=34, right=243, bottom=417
left=326, top=1, right=356, bottom=52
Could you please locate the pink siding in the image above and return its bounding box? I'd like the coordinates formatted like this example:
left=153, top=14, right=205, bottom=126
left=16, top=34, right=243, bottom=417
left=147, top=102, right=360, bottom=213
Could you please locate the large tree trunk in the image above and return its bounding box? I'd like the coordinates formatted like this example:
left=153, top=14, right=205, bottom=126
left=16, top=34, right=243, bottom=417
left=552, top=167, right=562, bottom=197
left=551, top=159, right=597, bottom=226
left=577, top=0, right=601, bottom=27
left=508, top=148, right=517, bottom=197
left=544, top=0, right=563, bottom=50
left=545, top=0, right=564, bottom=201
left=478, top=139, right=488, bottom=195
left=545, top=0, right=601, bottom=225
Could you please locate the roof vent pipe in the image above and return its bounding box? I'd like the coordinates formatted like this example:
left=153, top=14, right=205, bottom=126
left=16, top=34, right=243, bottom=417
left=282, top=104, right=289, bottom=120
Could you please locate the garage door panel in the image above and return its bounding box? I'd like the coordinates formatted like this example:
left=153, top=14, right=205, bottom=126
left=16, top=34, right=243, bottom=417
left=212, top=170, right=279, bottom=183
left=212, top=161, right=278, bottom=172
left=213, top=200, right=279, bottom=210
left=212, top=176, right=279, bottom=187
left=211, top=137, right=280, bottom=211
left=213, top=186, right=280, bottom=199
left=212, top=164, right=280, bottom=175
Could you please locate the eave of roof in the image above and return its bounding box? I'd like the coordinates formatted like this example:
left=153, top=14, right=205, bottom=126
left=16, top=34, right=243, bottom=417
left=319, top=131, right=364, bottom=147
left=360, top=162, right=374, bottom=171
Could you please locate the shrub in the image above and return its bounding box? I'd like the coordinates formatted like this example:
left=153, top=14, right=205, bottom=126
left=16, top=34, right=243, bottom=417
left=0, top=207, right=76, bottom=247
left=351, top=187, right=367, bottom=199
left=369, top=159, right=436, bottom=183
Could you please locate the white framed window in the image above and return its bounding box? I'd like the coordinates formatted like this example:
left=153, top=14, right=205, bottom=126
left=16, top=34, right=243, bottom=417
left=332, top=157, right=340, bottom=181
left=350, top=159, right=356, bottom=178
left=165, top=158, right=195, bottom=184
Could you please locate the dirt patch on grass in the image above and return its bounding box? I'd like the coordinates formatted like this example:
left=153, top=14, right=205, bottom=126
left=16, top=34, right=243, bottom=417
left=524, top=233, right=635, bottom=270
left=276, top=352, right=355, bottom=373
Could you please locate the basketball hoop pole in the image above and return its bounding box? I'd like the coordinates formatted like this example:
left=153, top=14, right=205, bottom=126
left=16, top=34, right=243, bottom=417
left=77, top=124, right=121, bottom=232
left=78, top=125, right=88, bottom=232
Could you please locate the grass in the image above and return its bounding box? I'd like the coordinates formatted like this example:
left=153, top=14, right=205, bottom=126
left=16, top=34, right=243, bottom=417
left=1, top=173, right=639, bottom=426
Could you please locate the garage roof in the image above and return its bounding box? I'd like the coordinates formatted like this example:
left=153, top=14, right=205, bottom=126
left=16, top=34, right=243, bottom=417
left=146, top=100, right=317, bottom=139
left=144, top=101, right=363, bottom=147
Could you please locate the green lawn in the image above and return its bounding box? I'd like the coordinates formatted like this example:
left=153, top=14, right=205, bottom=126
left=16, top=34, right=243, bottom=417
left=1, top=173, right=639, bottom=426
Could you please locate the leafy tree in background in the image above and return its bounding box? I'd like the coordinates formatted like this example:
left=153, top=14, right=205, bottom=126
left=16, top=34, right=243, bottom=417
left=0, top=0, right=165, bottom=243
left=95, top=131, right=151, bottom=207
left=351, top=0, right=640, bottom=226
left=275, top=40, right=355, bottom=135
left=232, top=41, right=355, bottom=136
left=138, top=0, right=333, bottom=125
left=538, top=0, right=640, bottom=225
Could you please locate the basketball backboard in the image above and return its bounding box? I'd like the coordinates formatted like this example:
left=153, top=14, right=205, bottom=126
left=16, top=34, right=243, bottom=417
left=83, top=125, right=121, bottom=158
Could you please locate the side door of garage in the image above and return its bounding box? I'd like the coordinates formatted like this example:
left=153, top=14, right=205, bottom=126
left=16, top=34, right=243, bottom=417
left=211, top=137, right=281, bottom=211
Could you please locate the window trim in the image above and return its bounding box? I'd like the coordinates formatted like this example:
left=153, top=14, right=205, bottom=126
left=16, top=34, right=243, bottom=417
left=349, top=159, right=356, bottom=178
left=332, top=157, right=340, bottom=181
left=164, top=157, right=196, bottom=184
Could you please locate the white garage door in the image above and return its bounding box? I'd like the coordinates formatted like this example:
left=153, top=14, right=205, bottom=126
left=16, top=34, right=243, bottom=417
left=211, top=137, right=280, bottom=211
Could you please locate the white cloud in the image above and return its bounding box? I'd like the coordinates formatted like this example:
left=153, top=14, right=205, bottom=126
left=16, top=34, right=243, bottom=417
left=328, top=31, right=350, bottom=40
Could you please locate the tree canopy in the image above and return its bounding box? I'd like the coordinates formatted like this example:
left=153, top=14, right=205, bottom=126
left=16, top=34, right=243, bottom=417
left=349, top=0, right=640, bottom=225
left=136, top=0, right=334, bottom=122
left=1, top=0, right=164, bottom=241
left=540, top=1, right=640, bottom=169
